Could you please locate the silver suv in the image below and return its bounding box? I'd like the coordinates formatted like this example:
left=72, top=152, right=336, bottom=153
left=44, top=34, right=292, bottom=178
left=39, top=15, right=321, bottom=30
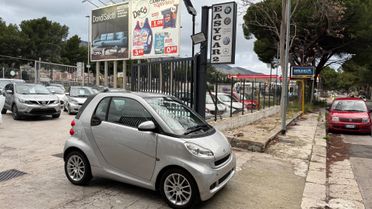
left=2, top=83, right=61, bottom=120
left=63, top=92, right=236, bottom=209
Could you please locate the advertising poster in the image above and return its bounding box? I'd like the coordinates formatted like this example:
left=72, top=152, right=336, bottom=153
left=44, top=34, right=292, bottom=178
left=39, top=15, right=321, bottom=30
left=130, top=0, right=181, bottom=59
left=91, top=3, right=129, bottom=61
left=210, top=2, right=237, bottom=64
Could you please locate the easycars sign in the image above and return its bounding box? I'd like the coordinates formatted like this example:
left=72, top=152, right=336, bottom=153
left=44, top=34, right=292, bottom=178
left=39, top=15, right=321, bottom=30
left=210, top=2, right=237, bottom=64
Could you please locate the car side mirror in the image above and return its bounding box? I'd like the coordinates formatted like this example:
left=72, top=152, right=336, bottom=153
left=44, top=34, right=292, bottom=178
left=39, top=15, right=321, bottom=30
left=91, top=115, right=102, bottom=126
left=65, top=92, right=69, bottom=96
left=138, top=121, right=156, bottom=132
left=6, top=90, right=13, bottom=94
left=326, top=106, right=330, bottom=111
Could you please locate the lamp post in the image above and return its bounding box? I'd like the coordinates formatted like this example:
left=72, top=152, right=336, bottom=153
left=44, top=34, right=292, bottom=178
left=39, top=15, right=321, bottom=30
left=86, top=15, right=91, bottom=85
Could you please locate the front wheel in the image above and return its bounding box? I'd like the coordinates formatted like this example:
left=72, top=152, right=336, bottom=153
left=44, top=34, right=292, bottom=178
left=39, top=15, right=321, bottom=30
left=52, top=113, right=60, bottom=119
left=12, top=105, right=20, bottom=120
left=160, top=168, right=199, bottom=209
left=64, top=151, right=92, bottom=185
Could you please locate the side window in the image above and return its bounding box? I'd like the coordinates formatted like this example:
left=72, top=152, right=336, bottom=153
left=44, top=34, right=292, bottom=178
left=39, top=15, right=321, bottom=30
left=4, top=84, right=12, bottom=91
left=107, top=97, right=153, bottom=128
left=93, top=97, right=111, bottom=121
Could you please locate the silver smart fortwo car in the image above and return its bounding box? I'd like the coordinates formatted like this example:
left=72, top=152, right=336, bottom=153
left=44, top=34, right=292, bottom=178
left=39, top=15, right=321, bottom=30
left=63, top=92, right=236, bottom=209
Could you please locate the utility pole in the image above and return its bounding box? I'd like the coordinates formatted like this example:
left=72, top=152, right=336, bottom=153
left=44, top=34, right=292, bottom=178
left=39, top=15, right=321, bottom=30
left=86, top=15, right=91, bottom=85
left=280, top=0, right=291, bottom=134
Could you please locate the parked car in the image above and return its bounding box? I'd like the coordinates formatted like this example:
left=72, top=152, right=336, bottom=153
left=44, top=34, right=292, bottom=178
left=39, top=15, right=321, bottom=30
left=1, top=83, right=61, bottom=120
left=46, top=85, right=67, bottom=110
left=213, top=93, right=245, bottom=114
left=231, top=92, right=260, bottom=110
left=0, top=79, right=25, bottom=94
left=326, top=97, right=372, bottom=134
left=63, top=92, right=236, bottom=209
left=65, top=86, right=95, bottom=114
left=205, top=94, right=227, bottom=119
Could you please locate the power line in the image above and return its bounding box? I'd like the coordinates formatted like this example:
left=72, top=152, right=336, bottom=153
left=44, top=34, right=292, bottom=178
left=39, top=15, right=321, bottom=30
left=0, top=54, right=34, bottom=62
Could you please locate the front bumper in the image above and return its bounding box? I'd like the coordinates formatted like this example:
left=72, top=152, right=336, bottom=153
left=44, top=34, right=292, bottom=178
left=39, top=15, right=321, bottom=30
left=328, top=122, right=371, bottom=133
left=193, top=153, right=236, bottom=201
left=17, top=102, right=61, bottom=116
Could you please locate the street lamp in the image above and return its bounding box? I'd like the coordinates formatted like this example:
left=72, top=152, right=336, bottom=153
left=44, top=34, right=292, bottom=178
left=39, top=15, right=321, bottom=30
left=86, top=15, right=91, bottom=85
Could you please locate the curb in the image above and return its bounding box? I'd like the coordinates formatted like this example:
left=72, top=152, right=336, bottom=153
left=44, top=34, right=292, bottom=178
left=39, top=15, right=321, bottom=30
left=301, top=111, right=328, bottom=209
left=227, top=111, right=303, bottom=152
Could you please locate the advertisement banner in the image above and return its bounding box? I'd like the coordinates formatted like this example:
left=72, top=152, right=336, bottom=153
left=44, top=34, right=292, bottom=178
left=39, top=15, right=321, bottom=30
left=210, top=2, right=237, bottom=64
left=91, top=3, right=129, bottom=61
left=130, top=0, right=181, bottom=59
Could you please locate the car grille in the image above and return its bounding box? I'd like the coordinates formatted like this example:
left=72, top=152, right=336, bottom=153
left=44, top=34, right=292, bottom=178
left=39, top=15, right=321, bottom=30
left=215, top=154, right=230, bottom=167
left=30, top=108, right=57, bottom=114
left=28, top=100, right=55, bottom=105
left=339, top=118, right=362, bottom=123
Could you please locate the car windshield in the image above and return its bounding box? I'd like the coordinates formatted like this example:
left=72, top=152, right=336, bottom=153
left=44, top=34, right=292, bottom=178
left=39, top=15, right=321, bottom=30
left=145, top=97, right=210, bottom=136
left=218, top=94, right=237, bottom=102
left=46, top=86, right=64, bottom=94
left=331, top=100, right=367, bottom=112
left=70, top=87, right=94, bottom=97
left=16, top=84, right=50, bottom=95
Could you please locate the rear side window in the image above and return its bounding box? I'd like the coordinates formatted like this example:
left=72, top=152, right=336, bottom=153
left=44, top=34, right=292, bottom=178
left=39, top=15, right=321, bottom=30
left=75, top=94, right=97, bottom=119
left=107, top=97, right=153, bottom=128
left=93, top=97, right=111, bottom=121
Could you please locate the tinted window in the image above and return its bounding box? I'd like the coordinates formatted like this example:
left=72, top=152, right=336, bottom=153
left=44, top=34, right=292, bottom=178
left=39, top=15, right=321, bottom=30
left=93, top=97, right=111, bottom=121
left=331, top=100, right=367, bottom=112
left=76, top=94, right=97, bottom=119
left=107, top=97, right=153, bottom=128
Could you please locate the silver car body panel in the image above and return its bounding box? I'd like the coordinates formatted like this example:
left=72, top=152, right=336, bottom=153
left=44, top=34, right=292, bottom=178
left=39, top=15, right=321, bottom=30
left=64, top=92, right=236, bottom=201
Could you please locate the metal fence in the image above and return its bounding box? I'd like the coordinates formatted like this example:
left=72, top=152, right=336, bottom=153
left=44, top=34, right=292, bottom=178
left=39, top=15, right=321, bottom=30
left=131, top=58, right=194, bottom=107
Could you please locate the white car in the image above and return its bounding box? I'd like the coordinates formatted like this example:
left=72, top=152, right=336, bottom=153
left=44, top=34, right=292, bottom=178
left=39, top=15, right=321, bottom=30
left=213, top=93, right=245, bottom=114
left=46, top=86, right=67, bottom=110
left=205, top=94, right=226, bottom=119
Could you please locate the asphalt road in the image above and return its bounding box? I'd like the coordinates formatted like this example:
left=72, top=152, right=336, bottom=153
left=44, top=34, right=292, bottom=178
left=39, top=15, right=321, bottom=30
left=0, top=112, right=307, bottom=209
left=340, top=133, right=372, bottom=209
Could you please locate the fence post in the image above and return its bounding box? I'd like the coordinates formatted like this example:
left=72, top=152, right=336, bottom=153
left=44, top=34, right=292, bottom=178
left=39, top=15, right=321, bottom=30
left=113, top=60, right=118, bottom=88
left=242, top=79, right=245, bottom=115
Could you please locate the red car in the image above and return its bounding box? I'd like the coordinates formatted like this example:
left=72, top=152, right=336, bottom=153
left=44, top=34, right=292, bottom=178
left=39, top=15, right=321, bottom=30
left=327, top=97, right=372, bottom=134
left=231, top=92, right=260, bottom=110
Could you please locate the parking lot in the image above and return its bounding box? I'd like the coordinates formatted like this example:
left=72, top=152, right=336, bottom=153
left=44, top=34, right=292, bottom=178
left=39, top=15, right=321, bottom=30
left=0, top=111, right=310, bottom=209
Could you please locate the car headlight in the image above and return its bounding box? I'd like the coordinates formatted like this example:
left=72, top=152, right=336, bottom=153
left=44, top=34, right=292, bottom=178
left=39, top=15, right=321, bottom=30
left=332, top=116, right=339, bottom=122
left=185, top=142, right=214, bottom=158
left=53, top=99, right=59, bottom=104
left=362, top=117, right=369, bottom=123
left=70, top=98, right=78, bottom=103
left=18, top=98, right=26, bottom=103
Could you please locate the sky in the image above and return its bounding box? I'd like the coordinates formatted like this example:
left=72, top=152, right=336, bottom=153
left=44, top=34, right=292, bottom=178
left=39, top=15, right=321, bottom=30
left=0, top=0, right=272, bottom=74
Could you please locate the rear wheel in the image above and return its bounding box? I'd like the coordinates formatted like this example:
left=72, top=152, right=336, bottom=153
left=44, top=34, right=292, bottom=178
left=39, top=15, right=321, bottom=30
left=12, top=105, right=20, bottom=120
left=160, top=168, right=199, bottom=209
left=64, top=151, right=92, bottom=185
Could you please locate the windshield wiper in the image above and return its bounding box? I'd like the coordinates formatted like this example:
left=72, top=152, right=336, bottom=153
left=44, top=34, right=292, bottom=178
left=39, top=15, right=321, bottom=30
left=184, top=124, right=209, bottom=135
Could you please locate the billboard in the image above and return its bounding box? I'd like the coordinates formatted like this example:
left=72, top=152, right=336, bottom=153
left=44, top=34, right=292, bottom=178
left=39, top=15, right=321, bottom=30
left=130, top=0, right=181, bottom=59
left=91, top=3, right=129, bottom=61
left=210, top=2, right=237, bottom=64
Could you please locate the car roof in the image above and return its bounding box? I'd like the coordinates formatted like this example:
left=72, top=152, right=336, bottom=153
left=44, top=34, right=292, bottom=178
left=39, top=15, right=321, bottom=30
left=98, top=91, right=172, bottom=98
left=334, top=97, right=363, bottom=101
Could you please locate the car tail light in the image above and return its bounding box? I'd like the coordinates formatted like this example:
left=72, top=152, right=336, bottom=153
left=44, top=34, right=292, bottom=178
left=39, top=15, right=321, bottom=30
left=71, top=120, right=76, bottom=127
left=69, top=128, right=75, bottom=136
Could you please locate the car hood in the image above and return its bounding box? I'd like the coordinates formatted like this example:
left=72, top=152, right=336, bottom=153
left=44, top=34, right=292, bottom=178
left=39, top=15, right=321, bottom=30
left=69, top=96, right=88, bottom=103
left=222, top=102, right=243, bottom=109
left=330, top=111, right=369, bottom=118
left=17, top=94, right=58, bottom=101
left=186, top=130, right=231, bottom=159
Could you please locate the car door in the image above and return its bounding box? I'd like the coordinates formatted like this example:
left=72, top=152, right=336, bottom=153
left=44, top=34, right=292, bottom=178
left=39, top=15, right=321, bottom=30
left=91, top=96, right=157, bottom=181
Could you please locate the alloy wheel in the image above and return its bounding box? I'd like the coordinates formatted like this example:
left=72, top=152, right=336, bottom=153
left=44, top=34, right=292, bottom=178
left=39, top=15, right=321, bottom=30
left=66, top=155, right=85, bottom=182
left=163, top=173, right=192, bottom=206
